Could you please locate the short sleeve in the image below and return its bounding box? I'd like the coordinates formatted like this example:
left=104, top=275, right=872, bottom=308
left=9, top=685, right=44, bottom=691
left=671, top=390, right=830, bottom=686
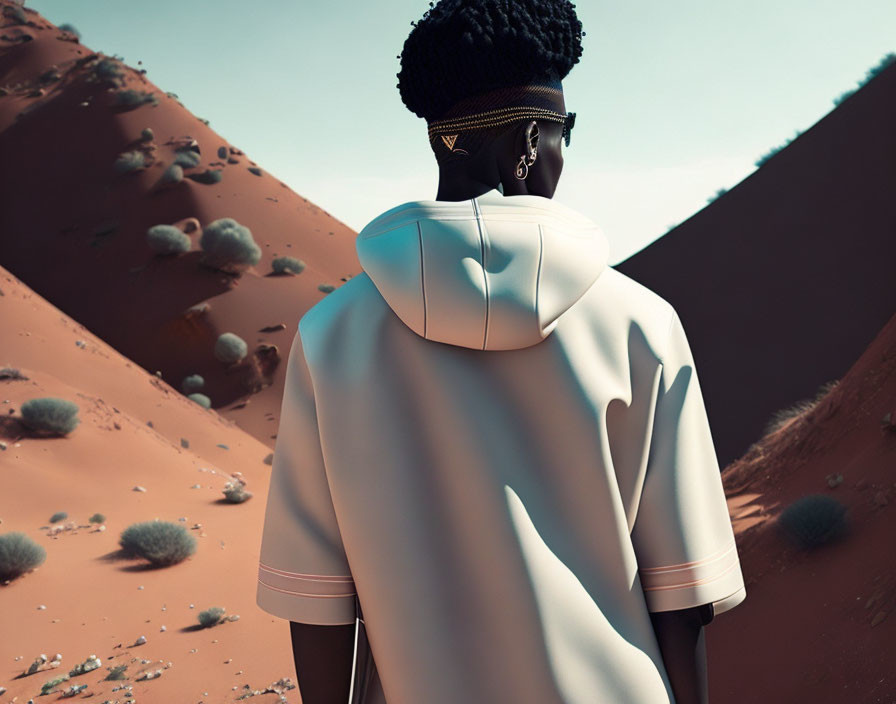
left=256, top=329, right=357, bottom=625
left=631, top=309, right=746, bottom=617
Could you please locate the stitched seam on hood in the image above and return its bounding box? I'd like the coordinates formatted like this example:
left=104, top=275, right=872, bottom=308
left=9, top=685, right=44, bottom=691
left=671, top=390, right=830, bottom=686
left=536, top=223, right=545, bottom=340
left=471, top=197, right=490, bottom=350
left=417, top=219, right=427, bottom=340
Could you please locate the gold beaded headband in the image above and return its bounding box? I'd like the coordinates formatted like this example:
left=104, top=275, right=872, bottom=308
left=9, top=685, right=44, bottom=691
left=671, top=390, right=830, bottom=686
left=426, top=82, right=574, bottom=157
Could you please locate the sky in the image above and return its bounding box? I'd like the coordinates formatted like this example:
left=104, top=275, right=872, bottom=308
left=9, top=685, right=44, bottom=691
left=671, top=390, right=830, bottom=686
left=24, top=0, right=896, bottom=264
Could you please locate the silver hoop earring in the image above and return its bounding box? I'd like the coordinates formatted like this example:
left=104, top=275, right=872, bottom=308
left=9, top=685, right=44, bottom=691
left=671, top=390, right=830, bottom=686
left=514, top=121, right=539, bottom=180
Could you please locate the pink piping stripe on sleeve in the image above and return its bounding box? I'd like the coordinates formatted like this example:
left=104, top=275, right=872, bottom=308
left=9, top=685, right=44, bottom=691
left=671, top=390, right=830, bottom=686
left=638, top=537, right=737, bottom=573
left=258, top=562, right=354, bottom=582
left=258, top=578, right=356, bottom=598
left=641, top=558, right=740, bottom=592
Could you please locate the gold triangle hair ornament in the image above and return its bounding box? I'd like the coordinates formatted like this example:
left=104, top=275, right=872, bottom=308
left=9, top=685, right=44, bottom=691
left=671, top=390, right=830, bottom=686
left=440, top=133, right=469, bottom=155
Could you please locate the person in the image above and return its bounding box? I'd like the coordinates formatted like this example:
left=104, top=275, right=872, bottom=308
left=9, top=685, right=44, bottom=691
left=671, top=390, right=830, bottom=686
left=255, top=0, right=747, bottom=702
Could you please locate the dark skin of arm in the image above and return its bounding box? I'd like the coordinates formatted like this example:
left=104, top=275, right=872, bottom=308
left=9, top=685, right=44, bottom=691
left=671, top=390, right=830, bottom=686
left=290, top=621, right=355, bottom=704
left=290, top=604, right=714, bottom=704
left=650, top=603, right=715, bottom=704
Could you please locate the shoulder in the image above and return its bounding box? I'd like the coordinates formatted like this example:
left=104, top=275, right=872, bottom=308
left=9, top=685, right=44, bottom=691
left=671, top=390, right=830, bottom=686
left=296, top=273, right=384, bottom=360
left=590, top=266, right=676, bottom=330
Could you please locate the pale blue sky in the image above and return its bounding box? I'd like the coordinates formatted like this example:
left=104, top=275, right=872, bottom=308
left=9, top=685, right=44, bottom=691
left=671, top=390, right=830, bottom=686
left=27, top=0, right=895, bottom=263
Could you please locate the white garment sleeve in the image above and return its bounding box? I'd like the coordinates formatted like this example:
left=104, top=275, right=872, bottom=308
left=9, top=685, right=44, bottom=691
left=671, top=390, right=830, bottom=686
left=631, top=310, right=746, bottom=616
left=256, top=330, right=357, bottom=625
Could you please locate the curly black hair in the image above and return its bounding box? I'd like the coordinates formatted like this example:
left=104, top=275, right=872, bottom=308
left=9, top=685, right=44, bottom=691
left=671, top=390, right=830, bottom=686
left=397, top=0, right=585, bottom=123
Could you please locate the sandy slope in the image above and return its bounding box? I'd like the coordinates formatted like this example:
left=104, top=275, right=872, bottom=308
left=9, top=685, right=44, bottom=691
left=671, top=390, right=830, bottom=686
left=0, top=265, right=301, bottom=702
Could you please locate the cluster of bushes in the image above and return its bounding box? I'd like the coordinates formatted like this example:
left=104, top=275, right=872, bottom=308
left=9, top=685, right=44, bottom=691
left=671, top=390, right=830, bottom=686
left=754, top=129, right=802, bottom=168
left=833, top=51, right=896, bottom=106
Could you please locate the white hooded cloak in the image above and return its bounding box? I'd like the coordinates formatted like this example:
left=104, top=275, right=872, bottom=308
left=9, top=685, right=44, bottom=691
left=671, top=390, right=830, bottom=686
left=256, top=188, right=746, bottom=704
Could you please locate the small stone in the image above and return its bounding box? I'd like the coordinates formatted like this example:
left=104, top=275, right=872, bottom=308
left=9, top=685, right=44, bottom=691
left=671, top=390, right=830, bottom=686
left=871, top=611, right=887, bottom=627
left=189, top=604, right=194, bottom=609
left=134, top=635, right=146, bottom=645
left=133, top=486, right=146, bottom=492
left=160, top=625, right=166, bottom=632
left=37, top=604, right=46, bottom=610
left=191, top=484, right=201, bottom=489
left=138, top=585, right=144, bottom=590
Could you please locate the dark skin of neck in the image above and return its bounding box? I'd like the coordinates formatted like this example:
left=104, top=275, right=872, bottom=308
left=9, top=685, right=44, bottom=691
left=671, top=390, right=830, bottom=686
left=289, top=120, right=714, bottom=704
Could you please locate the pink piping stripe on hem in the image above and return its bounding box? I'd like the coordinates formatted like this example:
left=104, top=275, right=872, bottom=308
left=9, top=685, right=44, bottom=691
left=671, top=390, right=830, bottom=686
left=258, top=579, right=356, bottom=598
left=638, top=538, right=737, bottom=573
left=641, top=558, right=741, bottom=592
left=258, top=563, right=354, bottom=581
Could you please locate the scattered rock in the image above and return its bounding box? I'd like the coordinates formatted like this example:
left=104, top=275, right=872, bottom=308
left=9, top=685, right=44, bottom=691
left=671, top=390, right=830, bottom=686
left=263, top=452, right=274, bottom=466
left=133, top=486, right=146, bottom=492
left=259, top=323, right=287, bottom=333
left=134, top=635, right=146, bottom=645
left=826, top=472, right=843, bottom=488
left=871, top=611, right=888, bottom=627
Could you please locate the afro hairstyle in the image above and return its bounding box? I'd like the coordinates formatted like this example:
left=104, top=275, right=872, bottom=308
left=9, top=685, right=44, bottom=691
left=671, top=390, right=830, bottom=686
left=396, top=0, right=585, bottom=123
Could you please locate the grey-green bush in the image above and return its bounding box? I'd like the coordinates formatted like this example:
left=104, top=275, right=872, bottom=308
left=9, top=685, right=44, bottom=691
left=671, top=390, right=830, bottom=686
left=777, top=494, right=848, bottom=550
left=20, top=397, right=80, bottom=435
left=92, top=57, right=124, bottom=82
left=186, top=169, right=223, bottom=185
left=198, top=606, right=226, bottom=628
left=272, top=256, right=305, bottom=275
left=181, top=374, right=204, bottom=394
left=217, top=146, right=228, bottom=159
left=160, top=163, right=183, bottom=185
left=173, top=149, right=201, bottom=168
left=104, top=664, right=128, bottom=681
left=199, top=218, right=261, bottom=273
left=114, top=89, right=157, bottom=108
left=89, top=513, right=106, bottom=524
left=0, top=366, right=26, bottom=380
left=188, top=393, right=211, bottom=409
left=0, top=531, right=47, bottom=580
left=49, top=511, right=68, bottom=524
left=114, top=150, right=145, bottom=174
left=146, top=225, right=191, bottom=255
left=214, top=332, right=247, bottom=364
left=140, top=127, right=154, bottom=142
left=119, top=520, right=196, bottom=566
left=58, top=23, right=81, bottom=38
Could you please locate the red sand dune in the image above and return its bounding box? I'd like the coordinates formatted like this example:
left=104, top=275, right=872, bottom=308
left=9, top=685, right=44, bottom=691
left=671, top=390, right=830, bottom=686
left=615, top=59, right=896, bottom=470
left=713, top=310, right=896, bottom=703
left=0, top=265, right=306, bottom=701
left=0, top=0, right=359, bottom=450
